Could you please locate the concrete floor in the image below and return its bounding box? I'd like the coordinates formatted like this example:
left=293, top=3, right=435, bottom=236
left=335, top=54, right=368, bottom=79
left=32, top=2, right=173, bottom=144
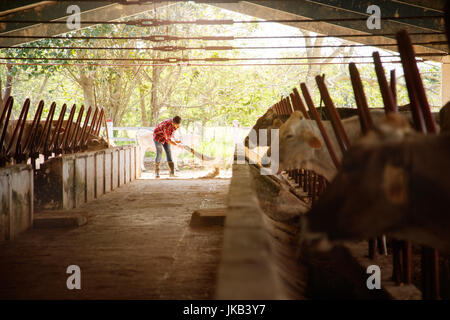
left=0, top=172, right=230, bottom=299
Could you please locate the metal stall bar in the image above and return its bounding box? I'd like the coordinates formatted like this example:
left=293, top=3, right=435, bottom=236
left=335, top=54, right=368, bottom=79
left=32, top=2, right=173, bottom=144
left=291, top=88, right=310, bottom=119
left=372, top=55, right=411, bottom=283
left=373, top=52, right=398, bottom=113
left=300, top=83, right=341, bottom=170
left=6, top=99, right=30, bottom=163
left=0, top=97, right=13, bottom=166
left=22, top=100, right=44, bottom=167
left=82, top=107, right=99, bottom=150
left=291, top=88, right=311, bottom=190
left=67, top=105, right=85, bottom=153
left=49, top=104, right=67, bottom=156
left=60, top=104, right=77, bottom=154
left=315, top=75, right=350, bottom=153
left=390, top=70, right=398, bottom=107
left=397, top=29, right=440, bottom=300
left=76, top=106, right=92, bottom=152
left=94, top=108, right=105, bottom=137
left=349, top=62, right=388, bottom=259
left=36, top=102, right=56, bottom=161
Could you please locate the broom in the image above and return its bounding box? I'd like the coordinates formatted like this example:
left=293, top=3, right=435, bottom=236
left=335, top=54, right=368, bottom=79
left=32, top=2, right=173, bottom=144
left=178, top=143, right=215, bottom=161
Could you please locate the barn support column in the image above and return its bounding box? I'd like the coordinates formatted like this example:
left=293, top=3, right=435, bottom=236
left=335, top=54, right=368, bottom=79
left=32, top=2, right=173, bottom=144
left=441, top=57, right=450, bottom=106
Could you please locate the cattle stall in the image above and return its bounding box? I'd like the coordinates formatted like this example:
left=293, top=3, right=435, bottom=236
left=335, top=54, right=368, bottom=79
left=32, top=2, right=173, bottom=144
left=0, top=96, right=141, bottom=239
left=0, top=0, right=449, bottom=305
left=232, top=27, right=450, bottom=300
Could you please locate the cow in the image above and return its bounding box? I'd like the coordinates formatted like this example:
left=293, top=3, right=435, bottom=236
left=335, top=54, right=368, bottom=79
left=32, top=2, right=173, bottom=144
left=246, top=104, right=438, bottom=151
left=265, top=110, right=393, bottom=181
left=306, top=113, right=450, bottom=254
left=244, top=108, right=287, bottom=149
left=244, top=107, right=363, bottom=150
left=265, top=105, right=443, bottom=181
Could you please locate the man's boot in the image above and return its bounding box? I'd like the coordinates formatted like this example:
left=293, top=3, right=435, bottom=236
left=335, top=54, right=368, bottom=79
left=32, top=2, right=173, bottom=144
left=155, top=163, right=160, bottom=178
left=168, top=161, right=177, bottom=177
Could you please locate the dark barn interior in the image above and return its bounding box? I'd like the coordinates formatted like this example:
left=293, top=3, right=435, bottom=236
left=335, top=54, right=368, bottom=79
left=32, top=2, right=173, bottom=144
left=1, top=0, right=450, bottom=304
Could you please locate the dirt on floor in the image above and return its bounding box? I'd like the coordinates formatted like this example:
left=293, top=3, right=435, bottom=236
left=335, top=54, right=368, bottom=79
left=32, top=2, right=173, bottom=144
left=0, top=172, right=230, bottom=299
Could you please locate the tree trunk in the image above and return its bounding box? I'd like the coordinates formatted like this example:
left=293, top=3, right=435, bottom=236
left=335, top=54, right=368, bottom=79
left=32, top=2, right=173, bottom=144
left=78, top=72, right=95, bottom=108
left=2, top=64, right=13, bottom=102
left=149, top=66, right=162, bottom=125
left=34, top=75, right=49, bottom=105
left=139, top=89, right=149, bottom=127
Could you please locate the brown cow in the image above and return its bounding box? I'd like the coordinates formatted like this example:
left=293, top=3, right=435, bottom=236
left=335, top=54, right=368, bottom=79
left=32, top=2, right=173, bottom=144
left=307, top=114, right=450, bottom=253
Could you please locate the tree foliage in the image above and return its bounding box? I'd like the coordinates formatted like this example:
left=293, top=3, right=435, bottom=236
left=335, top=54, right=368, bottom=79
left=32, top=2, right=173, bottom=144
left=0, top=2, right=442, bottom=129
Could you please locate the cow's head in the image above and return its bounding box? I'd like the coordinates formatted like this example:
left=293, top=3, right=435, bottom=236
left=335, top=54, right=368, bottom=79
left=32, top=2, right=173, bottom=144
left=244, top=108, right=285, bottom=149
left=265, top=111, right=340, bottom=180
left=306, top=113, right=450, bottom=250
left=307, top=140, right=410, bottom=241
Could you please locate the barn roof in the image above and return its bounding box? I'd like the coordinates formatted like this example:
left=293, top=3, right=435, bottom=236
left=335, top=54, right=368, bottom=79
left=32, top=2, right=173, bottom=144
left=0, top=1, right=447, bottom=62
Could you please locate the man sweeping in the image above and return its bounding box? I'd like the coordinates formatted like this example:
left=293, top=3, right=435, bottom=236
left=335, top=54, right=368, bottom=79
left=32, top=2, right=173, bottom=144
left=153, top=116, right=182, bottom=178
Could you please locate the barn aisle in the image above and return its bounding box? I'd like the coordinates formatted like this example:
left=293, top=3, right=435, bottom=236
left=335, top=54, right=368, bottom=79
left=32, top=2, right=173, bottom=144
left=0, top=174, right=230, bottom=299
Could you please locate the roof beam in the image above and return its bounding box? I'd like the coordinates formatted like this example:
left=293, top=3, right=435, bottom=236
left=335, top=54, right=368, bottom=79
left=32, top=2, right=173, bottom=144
left=214, top=0, right=447, bottom=62
left=0, top=1, right=177, bottom=46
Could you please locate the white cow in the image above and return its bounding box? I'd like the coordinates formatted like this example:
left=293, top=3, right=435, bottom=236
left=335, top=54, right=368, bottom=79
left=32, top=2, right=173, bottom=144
left=136, top=129, right=201, bottom=171
left=267, top=110, right=395, bottom=181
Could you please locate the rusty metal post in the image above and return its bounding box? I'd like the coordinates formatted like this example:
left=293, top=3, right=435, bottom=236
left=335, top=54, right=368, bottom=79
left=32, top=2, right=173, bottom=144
left=387, top=64, right=409, bottom=283
left=390, top=69, right=397, bottom=107
left=281, top=98, right=287, bottom=115
left=61, top=104, right=77, bottom=153
left=22, top=100, right=44, bottom=167
left=76, top=106, right=92, bottom=152
left=285, top=97, right=294, bottom=114
left=273, top=103, right=279, bottom=115
left=6, top=99, right=30, bottom=163
left=372, top=52, right=398, bottom=113
left=49, top=103, right=67, bottom=156
left=315, top=75, right=350, bottom=153
left=403, top=241, right=412, bottom=285
left=392, top=239, right=403, bottom=285
left=67, top=105, right=84, bottom=153
left=397, top=29, right=439, bottom=299
left=94, top=108, right=105, bottom=137
left=292, top=88, right=310, bottom=119
left=397, top=30, right=437, bottom=134
left=300, top=83, right=340, bottom=169
left=38, top=102, right=56, bottom=160
left=349, top=62, right=387, bottom=259
left=82, top=107, right=99, bottom=150
left=371, top=55, right=409, bottom=276
left=0, top=97, right=13, bottom=166
left=349, top=63, right=374, bottom=132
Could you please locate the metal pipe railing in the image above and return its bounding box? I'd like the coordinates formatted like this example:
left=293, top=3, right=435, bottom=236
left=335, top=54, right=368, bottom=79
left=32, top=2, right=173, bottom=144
left=397, top=29, right=440, bottom=300
left=0, top=97, right=108, bottom=168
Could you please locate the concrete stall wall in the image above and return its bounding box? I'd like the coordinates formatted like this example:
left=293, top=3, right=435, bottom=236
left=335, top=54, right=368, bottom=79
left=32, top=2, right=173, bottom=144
left=35, top=145, right=141, bottom=211
left=216, top=162, right=284, bottom=300
left=0, top=164, right=33, bottom=241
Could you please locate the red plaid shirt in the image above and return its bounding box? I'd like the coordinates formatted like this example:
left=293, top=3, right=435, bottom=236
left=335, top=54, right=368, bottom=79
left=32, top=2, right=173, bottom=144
left=153, top=119, right=177, bottom=143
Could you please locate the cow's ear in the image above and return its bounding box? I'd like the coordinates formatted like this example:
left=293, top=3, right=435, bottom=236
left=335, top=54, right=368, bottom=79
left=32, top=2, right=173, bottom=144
left=305, top=130, right=322, bottom=148
left=272, top=118, right=283, bottom=128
